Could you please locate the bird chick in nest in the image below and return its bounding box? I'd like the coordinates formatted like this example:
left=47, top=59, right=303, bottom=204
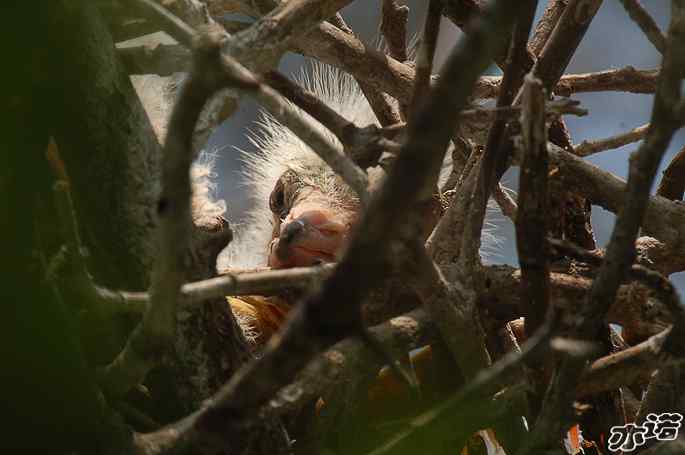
left=193, top=62, right=589, bottom=455
left=209, top=63, right=502, bottom=346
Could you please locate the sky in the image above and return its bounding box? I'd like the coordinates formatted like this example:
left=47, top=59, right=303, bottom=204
left=206, top=1, right=685, bottom=289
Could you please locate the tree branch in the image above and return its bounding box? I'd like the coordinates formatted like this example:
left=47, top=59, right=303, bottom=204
left=573, top=123, right=649, bottom=157
left=516, top=75, right=551, bottom=335
left=618, top=0, right=667, bottom=54
left=380, top=0, right=409, bottom=62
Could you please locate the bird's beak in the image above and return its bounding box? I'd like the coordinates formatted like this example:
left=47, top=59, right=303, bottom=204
left=268, top=208, right=350, bottom=268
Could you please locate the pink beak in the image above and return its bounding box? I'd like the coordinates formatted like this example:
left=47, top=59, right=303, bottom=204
left=268, top=209, right=349, bottom=268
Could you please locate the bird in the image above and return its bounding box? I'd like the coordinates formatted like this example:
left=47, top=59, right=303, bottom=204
left=193, top=62, right=584, bottom=455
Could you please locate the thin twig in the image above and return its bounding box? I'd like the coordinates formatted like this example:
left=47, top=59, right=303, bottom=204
left=127, top=0, right=197, bottom=46
left=530, top=0, right=603, bottom=95
left=618, top=0, right=667, bottom=54
left=94, top=264, right=336, bottom=314
left=530, top=0, right=568, bottom=55
left=380, top=0, right=409, bottom=62
left=552, top=66, right=659, bottom=97
left=516, top=75, right=550, bottom=335
left=409, top=0, right=442, bottom=117
left=573, top=123, right=649, bottom=157
left=578, top=327, right=679, bottom=397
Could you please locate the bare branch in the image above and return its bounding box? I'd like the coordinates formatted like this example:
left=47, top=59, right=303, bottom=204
left=553, top=65, right=659, bottom=97
left=531, top=0, right=603, bottom=94
left=331, top=14, right=405, bottom=127
left=516, top=75, right=550, bottom=335
left=573, top=123, right=649, bottom=157
left=380, top=0, right=409, bottom=62
left=409, top=0, right=442, bottom=116
left=618, top=0, right=667, bottom=54
left=96, top=264, right=334, bottom=312
left=530, top=0, right=568, bottom=54
left=578, top=327, right=678, bottom=397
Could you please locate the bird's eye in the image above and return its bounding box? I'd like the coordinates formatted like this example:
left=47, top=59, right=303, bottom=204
left=269, top=178, right=287, bottom=218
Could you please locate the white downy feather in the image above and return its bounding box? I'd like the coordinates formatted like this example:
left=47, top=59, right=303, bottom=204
left=191, top=62, right=503, bottom=271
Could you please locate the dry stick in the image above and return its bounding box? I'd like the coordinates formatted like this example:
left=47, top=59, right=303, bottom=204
left=516, top=75, right=551, bottom=336
left=117, top=42, right=192, bottom=77
left=263, top=70, right=356, bottom=142
left=578, top=327, right=681, bottom=398
left=408, top=0, right=442, bottom=117
left=553, top=65, right=659, bottom=97
left=530, top=0, right=603, bottom=95
left=656, top=144, right=685, bottom=200
left=380, top=0, right=409, bottom=63
left=136, top=2, right=522, bottom=451
left=529, top=0, right=568, bottom=55
left=151, top=0, right=213, bottom=28
left=475, top=65, right=660, bottom=99
left=618, top=0, right=667, bottom=54
left=518, top=4, right=685, bottom=453
left=573, top=123, right=649, bottom=157
left=96, top=264, right=336, bottom=312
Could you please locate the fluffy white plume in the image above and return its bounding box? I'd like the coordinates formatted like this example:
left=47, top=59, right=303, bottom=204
left=191, top=151, right=227, bottom=228
left=196, top=62, right=505, bottom=271
left=222, top=64, right=377, bottom=269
